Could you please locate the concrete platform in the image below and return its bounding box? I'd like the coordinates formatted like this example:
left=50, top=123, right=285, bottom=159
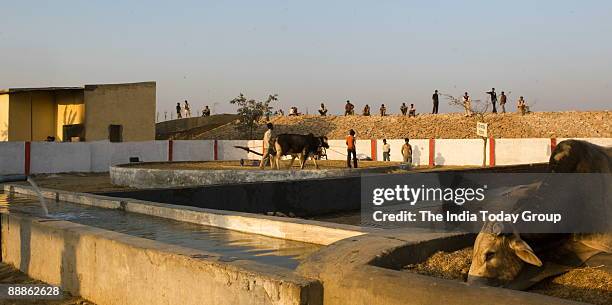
left=110, top=161, right=400, bottom=188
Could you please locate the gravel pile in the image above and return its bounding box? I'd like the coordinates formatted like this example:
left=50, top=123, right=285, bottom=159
left=187, top=111, right=611, bottom=140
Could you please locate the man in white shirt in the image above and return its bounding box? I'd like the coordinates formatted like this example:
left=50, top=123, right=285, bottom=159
left=463, top=92, right=472, bottom=117
left=259, top=123, right=275, bottom=169
left=382, top=139, right=391, bottom=161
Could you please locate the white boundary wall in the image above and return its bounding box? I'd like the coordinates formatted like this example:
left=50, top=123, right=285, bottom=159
left=434, top=139, right=485, bottom=166
left=90, top=141, right=168, bottom=172
left=172, top=140, right=214, bottom=161
left=0, top=138, right=610, bottom=175
left=0, top=142, right=25, bottom=175
left=31, top=142, right=92, bottom=174
left=494, top=139, right=551, bottom=166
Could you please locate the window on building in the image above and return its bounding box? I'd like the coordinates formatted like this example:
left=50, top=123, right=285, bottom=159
left=108, top=124, right=123, bottom=142
left=62, top=124, right=85, bottom=142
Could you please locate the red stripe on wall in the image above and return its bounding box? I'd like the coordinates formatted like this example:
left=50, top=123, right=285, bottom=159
left=168, top=140, right=173, bottom=161
left=489, top=137, right=496, bottom=167
left=428, top=138, right=435, bottom=167
left=213, top=140, right=218, bottom=160
left=371, top=139, right=377, bottom=161
left=550, top=138, right=557, bottom=153
left=24, top=142, right=31, bottom=176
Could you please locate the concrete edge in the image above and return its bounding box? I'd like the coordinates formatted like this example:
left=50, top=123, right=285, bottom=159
left=296, top=230, right=587, bottom=305
left=4, top=184, right=374, bottom=245
left=109, top=162, right=401, bottom=189
left=1, top=212, right=323, bottom=305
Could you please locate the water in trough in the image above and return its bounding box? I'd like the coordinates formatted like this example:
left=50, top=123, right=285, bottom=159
left=0, top=191, right=321, bottom=269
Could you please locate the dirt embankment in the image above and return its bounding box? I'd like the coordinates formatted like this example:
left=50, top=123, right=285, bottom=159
left=180, top=111, right=611, bottom=140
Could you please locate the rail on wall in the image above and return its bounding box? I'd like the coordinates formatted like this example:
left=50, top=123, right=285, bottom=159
left=0, top=138, right=610, bottom=175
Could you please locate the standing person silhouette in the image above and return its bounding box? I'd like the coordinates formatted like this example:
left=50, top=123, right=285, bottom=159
left=184, top=100, right=191, bottom=117
left=259, top=123, right=275, bottom=169
left=382, top=139, right=391, bottom=161
left=486, top=88, right=498, bottom=113
left=499, top=91, right=507, bottom=113
left=432, top=90, right=439, bottom=114
left=462, top=92, right=472, bottom=117
left=346, top=129, right=358, bottom=168
left=176, top=102, right=183, bottom=119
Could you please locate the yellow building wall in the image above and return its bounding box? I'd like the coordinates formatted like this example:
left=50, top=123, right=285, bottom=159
left=0, top=95, right=8, bottom=141
left=31, top=92, right=56, bottom=141
left=84, top=82, right=156, bottom=141
left=55, top=90, right=85, bottom=141
left=5, top=90, right=77, bottom=141
left=8, top=92, right=34, bottom=141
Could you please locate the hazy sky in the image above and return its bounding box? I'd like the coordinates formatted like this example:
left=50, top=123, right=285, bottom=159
left=1, top=1, right=611, bottom=116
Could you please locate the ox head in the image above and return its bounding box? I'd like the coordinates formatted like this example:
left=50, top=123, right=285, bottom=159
left=467, top=222, right=542, bottom=287
left=319, top=136, right=330, bottom=149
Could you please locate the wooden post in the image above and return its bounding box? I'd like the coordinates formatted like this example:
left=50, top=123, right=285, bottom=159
left=482, top=137, right=487, bottom=167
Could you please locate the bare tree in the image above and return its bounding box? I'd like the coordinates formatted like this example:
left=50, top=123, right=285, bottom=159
left=441, top=93, right=489, bottom=121
left=441, top=93, right=490, bottom=167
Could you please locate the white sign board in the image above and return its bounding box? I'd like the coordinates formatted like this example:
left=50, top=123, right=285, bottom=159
left=476, top=122, right=488, bottom=137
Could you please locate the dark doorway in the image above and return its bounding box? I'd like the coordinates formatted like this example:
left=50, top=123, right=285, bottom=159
left=108, top=124, right=123, bottom=142
left=62, top=124, right=85, bottom=142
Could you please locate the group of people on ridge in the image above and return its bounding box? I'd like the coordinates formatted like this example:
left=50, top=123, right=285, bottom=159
left=463, top=88, right=529, bottom=116
left=306, top=89, right=531, bottom=117
left=334, top=100, right=416, bottom=117
left=175, top=100, right=211, bottom=119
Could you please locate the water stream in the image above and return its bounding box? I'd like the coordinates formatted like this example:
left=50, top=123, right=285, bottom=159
left=0, top=191, right=321, bottom=269
left=26, top=176, right=49, bottom=216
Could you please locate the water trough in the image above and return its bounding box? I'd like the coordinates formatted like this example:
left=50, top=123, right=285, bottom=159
left=0, top=184, right=373, bottom=305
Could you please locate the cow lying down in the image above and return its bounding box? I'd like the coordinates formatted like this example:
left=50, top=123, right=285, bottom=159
left=468, top=140, right=612, bottom=289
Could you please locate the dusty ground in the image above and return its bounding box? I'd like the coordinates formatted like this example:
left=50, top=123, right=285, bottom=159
left=183, top=111, right=612, bottom=140
left=403, top=247, right=612, bottom=305
left=126, top=160, right=403, bottom=170
left=0, top=263, right=94, bottom=305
